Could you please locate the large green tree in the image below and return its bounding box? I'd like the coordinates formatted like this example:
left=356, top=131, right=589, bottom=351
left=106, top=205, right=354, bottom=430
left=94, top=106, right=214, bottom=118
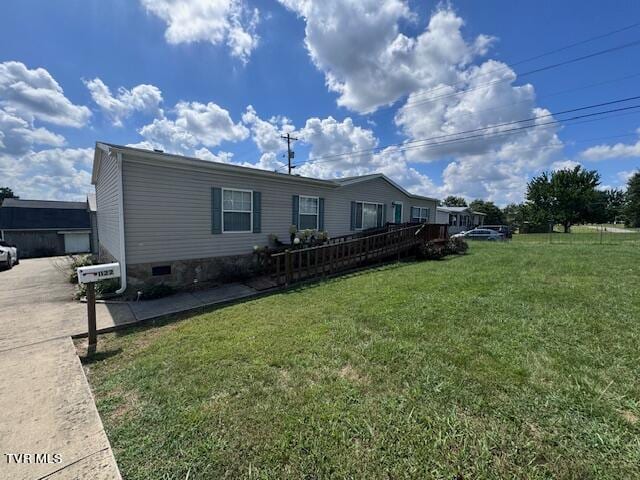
left=442, top=196, right=467, bottom=207
left=624, top=172, right=640, bottom=227
left=469, top=199, right=505, bottom=224
left=526, top=166, right=601, bottom=233
left=0, top=187, right=17, bottom=206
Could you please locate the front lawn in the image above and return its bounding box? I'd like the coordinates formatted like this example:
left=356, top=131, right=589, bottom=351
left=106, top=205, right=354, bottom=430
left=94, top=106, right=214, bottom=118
left=84, top=241, right=640, bottom=479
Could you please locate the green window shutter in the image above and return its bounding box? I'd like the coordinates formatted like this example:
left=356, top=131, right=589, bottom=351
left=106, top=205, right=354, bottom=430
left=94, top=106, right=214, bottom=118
left=350, top=201, right=356, bottom=230
left=211, top=187, right=222, bottom=234
left=377, top=204, right=383, bottom=227
left=253, top=191, right=261, bottom=233
left=383, top=203, right=387, bottom=225
left=318, top=197, right=325, bottom=230
left=292, top=195, right=299, bottom=228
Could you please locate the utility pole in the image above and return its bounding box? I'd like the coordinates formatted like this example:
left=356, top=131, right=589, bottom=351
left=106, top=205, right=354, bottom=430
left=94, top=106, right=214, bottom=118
left=281, top=133, right=298, bottom=174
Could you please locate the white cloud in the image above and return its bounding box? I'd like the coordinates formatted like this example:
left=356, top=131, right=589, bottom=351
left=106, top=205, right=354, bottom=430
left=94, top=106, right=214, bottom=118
left=242, top=105, right=293, bottom=154
left=617, top=169, right=638, bottom=186
left=138, top=100, right=249, bottom=153
left=278, top=2, right=493, bottom=113
left=84, top=78, right=163, bottom=126
left=0, top=61, right=90, bottom=128
left=0, top=108, right=65, bottom=155
left=140, top=0, right=260, bottom=62
left=581, top=131, right=640, bottom=161
left=0, top=147, right=93, bottom=201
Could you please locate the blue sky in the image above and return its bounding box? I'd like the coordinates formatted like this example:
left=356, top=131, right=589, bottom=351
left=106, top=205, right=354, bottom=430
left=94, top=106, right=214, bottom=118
left=1, top=0, right=639, bottom=204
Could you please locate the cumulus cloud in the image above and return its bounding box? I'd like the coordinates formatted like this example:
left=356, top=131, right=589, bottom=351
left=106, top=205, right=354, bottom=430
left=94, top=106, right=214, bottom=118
left=140, top=0, right=260, bottom=62
left=84, top=78, right=163, bottom=126
left=138, top=100, right=249, bottom=153
left=581, top=130, right=640, bottom=161
left=0, top=61, right=90, bottom=127
left=278, top=2, right=493, bottom=113
left=0, top=147, right=93, bottom=201
left=242, top=105, right=293, bottom=154
left=0, top=108, right=65, bottom=155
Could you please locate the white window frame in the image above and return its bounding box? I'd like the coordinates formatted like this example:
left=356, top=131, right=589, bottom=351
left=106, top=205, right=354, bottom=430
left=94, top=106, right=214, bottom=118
left=356, top=201, right=384, bottom=230
left=298, top=195, right=319, bottom=230
left=411, top=206, right=430, bottom=223
left=222, top=188, right=253, bottom=234
left=392, top=201, right=403, bottom=223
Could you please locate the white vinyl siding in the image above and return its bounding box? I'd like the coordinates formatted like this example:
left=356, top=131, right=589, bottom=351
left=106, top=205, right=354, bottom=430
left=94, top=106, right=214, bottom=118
left=411, top=206, right=430, bottom=223
left=222, top=189, right=252, bottom=233
left=299, top=196, right=319, bottom=230
left=95, top=149, right=122, bottom=261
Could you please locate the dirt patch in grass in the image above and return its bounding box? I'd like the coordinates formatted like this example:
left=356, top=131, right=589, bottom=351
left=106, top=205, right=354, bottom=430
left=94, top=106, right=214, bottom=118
left=620, top=410, right=639, bottom=425
left=339, top=364, right=368, bottom=384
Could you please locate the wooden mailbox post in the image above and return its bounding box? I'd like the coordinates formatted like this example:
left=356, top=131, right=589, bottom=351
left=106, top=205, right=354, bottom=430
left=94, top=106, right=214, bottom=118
left=77, top=263, right=120, bottom=353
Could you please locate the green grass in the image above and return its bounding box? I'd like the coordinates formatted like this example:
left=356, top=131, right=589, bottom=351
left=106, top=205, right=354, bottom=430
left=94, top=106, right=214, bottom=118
left=85, top=241, right=640, bottom=479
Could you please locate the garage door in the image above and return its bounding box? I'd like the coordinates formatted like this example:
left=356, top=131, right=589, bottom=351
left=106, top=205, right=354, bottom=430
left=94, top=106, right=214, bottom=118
left=63, top=233, right=90, bottom=254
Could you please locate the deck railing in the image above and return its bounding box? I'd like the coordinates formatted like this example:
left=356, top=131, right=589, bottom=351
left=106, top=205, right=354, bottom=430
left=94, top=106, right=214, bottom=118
left=268, top=223, right=448, bottom=285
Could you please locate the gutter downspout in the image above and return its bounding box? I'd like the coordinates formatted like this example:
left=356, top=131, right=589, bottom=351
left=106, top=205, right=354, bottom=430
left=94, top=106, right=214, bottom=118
left=115, top=151, right=127, bottom=295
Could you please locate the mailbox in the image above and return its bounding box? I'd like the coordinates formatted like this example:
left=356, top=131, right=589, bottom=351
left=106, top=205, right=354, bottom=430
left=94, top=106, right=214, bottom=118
left=77, top=263, right=121, bottom=284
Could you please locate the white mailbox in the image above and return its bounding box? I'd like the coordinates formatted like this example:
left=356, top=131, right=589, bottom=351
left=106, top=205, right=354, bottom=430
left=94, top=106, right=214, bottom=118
left=77, top=263, right=121, bottom=284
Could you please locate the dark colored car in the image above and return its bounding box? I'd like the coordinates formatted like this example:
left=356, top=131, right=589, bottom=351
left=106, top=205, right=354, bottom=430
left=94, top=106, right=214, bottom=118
left=482, top=225, right=512, bottom=238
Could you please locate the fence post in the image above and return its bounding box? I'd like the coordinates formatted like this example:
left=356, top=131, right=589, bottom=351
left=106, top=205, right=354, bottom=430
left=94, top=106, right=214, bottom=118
left=284, top=250, right=291, bottom=286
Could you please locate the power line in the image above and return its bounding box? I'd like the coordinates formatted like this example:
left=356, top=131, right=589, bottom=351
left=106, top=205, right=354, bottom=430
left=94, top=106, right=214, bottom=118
left=401, top=22, right=640, bottom=106
left=290, top=95, right=640, bottom=168
left=400, top=38, right=640, bottom=111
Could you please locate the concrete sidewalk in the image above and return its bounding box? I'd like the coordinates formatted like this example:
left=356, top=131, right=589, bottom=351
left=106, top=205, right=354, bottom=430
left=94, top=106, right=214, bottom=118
left=0, top=257, right=122, bottom=479
left=0, top=338, right=120, bottom=480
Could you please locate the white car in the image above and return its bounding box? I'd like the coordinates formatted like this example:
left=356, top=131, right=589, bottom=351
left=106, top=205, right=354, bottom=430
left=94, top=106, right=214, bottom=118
left=0, top=241, right=18, bottom=269
left=452, top=228, right=505, bottom=241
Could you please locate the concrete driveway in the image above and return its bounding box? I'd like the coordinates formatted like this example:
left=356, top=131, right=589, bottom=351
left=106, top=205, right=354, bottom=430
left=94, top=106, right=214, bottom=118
left=0, top=256, right=134, bottom=352
left=0, top=256, right=129, bottom=479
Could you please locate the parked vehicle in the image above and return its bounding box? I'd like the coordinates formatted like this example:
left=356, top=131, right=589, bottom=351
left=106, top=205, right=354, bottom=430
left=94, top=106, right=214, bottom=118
left=451, top=228, right=505, bottom=241
left=483, top=224, right=513, bottom=238
left=0, top=241, right=19, bottom=269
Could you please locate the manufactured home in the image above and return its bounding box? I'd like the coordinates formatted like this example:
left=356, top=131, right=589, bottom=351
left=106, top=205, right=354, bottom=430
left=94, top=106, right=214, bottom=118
left=92, top=143, right=439, bottom=291
left=436, top=206, right=486, bottom=234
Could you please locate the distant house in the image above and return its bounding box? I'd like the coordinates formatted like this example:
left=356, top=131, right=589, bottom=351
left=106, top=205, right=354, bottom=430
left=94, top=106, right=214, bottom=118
left=92, top=142, right=440, bottom=291
left=0, top=198, right=93, bottom=258
left=436, top=206, right=486, bottom=234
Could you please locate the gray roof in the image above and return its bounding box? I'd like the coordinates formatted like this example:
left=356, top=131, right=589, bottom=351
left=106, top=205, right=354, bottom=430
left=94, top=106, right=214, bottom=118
left=438, top=206, right=486, bottom=215
left=1, top=198, right=88, bottom=210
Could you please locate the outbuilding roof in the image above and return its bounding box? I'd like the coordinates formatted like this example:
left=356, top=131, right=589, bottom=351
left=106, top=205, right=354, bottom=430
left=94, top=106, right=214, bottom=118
left=0, top=199, right=91, bottom=230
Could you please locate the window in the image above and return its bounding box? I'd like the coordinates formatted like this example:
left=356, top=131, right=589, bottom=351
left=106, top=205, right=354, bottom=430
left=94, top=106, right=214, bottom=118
left=299, top=196, right=319, bottom=230
left=411, top=206, right=430, bottom=223
left=354, top=201, right=384, bottom=229
left=222, top=188, right=252, bottom=232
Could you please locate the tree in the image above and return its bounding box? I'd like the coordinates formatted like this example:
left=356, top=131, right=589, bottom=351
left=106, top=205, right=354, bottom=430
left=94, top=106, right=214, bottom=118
left=469, top=199, right=505, bottom=224
left=442, top=196, right=467, bottom=207
left=526, top=166, right=601, bottom=233
left=0, top=187, right=17, bottom=206
left=603, top=188, right=626, bottom=224
left=503, top=203, right=524, bottom=228
left=624, top=172, right=640, bottom=228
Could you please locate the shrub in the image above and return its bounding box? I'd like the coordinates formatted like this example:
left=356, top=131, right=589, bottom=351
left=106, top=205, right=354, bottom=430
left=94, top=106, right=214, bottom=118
left=445, top=237, right=469, bottom=255
left=68, top=254, right=96, bottom=283
left=141, top=283, right=175, bottom=300
left=416, top=241, right=446, bottom=260
left=75, top=278, right=121, bottom=300
left=217, top=258, right=254, bottom=283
